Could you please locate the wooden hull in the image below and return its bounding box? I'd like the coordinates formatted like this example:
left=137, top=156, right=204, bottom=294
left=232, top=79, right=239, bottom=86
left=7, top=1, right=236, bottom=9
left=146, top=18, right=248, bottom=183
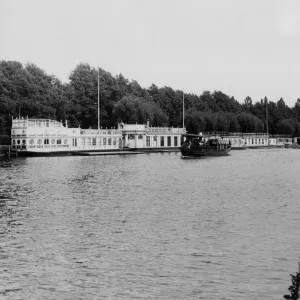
left=180, top=147, right=231, bottom=157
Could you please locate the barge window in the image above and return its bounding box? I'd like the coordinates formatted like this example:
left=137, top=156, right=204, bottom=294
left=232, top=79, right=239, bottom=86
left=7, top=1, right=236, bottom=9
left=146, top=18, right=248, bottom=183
left=160, top=137, right=164, bottom=147
left=22, top=140, right=26, bottom=145
left=87, top=138, right=91, bottom=146
left=108, top=138, right=112, bottom=145
left=113, top=138, right=116, bottom=145
left=44, top=139, right=49, bottom=145
left=92, top=138, right=96, bottom=146
left=167, top=136, right=171, bottom=146
left=146, top=136, right=150, bottom=147
left=103, top=138, right=107, bottom=145
left=57, top=139, right=61, bottom=145
left=174, top=137, right=178, bottom=146
left=29, top=139, right=34, bottom=145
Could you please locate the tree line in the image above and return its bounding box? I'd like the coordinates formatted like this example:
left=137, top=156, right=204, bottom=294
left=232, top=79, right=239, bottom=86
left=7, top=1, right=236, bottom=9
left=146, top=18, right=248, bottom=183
left=1, top=60, right=300, bottom=136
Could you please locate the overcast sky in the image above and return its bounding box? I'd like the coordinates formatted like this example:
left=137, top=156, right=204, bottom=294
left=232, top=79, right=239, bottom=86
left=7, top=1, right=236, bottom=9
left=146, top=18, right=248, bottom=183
left=1, top=0, right=300, bottom=107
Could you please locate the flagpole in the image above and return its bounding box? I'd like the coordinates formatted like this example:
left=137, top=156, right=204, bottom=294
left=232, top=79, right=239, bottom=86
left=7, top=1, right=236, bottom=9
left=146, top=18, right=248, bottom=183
left=98, top=67, right=100, bottom=130
left=183, top=89, right=185, bottom=128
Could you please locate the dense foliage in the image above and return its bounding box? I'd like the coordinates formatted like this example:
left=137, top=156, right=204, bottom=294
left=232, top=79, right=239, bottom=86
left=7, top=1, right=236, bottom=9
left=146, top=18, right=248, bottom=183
left=1, top=60, right=300, bottom=136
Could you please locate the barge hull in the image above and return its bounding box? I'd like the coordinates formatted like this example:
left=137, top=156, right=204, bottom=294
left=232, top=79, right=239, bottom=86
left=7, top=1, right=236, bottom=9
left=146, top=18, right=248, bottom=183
left=180, top=148, right=231, bottom=157
left=14, top=149, right=132, bottom=157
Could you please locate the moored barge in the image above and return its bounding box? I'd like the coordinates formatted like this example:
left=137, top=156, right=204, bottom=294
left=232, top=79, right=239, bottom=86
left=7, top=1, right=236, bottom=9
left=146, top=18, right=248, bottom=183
left=11, top=117, right=122, bottom=156
left=10, top=117, right=186, bottom=156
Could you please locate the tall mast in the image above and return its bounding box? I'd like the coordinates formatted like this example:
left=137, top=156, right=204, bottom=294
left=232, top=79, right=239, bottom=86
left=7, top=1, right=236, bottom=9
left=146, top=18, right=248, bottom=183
left=98, top=67, right=100, bottom=130
left=183, top=89, right=185, bottom=128
left=266, top=98, right=268, bottom=134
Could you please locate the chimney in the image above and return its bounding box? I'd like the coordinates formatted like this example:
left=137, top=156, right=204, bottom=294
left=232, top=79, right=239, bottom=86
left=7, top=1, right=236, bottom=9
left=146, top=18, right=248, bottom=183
left=147, top=120, right=150, bottom=128
left=65, top=120, right=68, bottom=128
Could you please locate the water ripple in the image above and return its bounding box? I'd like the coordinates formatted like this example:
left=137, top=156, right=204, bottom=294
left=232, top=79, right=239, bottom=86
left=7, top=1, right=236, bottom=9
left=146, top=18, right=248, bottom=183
left=0, top=150, right=300, bottom=299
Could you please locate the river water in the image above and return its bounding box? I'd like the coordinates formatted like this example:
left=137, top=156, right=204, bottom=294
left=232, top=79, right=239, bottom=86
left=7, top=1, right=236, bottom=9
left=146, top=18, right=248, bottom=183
left=0, top=149, right=300, bottom=299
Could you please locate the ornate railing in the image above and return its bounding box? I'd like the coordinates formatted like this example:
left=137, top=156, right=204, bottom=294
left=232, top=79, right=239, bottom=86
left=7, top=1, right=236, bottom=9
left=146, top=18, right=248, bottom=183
left=146, top=127, right=186, bottom=134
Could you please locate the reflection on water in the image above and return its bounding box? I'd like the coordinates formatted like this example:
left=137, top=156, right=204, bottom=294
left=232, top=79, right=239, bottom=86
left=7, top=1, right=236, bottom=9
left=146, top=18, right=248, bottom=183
left=1, top=149, right=300, bottom=299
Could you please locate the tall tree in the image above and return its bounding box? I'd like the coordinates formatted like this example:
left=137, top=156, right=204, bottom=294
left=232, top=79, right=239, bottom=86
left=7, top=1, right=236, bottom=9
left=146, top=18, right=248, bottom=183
left=184, top=109, right=206, bottom=134
left=113, top=95, right=168, bottom=126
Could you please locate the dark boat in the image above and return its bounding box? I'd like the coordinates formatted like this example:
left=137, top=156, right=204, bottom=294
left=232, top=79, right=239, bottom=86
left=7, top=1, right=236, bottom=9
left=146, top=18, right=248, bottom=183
left=180, top=134, right=231, bottom=157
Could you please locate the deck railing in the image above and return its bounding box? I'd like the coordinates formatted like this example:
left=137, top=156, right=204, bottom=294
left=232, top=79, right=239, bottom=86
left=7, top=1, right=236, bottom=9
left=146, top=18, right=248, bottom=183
left=203, top=132, right=270, bottom=137
left=146, top=127, right=186, bottom=134
left=80, top=129, right=122, bottom=135
left=12, top=119, right=63, bottom=128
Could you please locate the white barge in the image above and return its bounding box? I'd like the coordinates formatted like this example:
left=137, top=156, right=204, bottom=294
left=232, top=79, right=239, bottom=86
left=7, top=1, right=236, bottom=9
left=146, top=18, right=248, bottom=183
left=11, top=117, right=122, bottom=156
left=10, top=117, right=186, bottom=156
